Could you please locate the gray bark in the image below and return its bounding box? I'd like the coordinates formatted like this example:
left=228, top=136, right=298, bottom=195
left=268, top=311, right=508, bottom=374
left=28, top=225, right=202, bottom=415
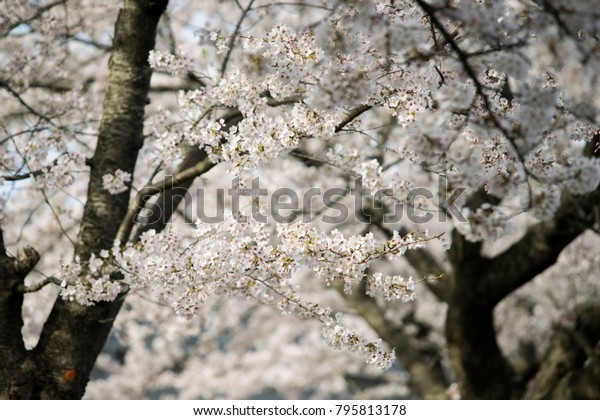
left=0, top=0, right=168, bottom=399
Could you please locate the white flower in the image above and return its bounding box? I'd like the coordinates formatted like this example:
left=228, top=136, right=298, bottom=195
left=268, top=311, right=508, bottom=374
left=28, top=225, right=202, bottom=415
left=148, top=49, right=194, bottom=77
left=102, top=169, right=131, bottom=195
left=355, top=160, right=383, bottom=190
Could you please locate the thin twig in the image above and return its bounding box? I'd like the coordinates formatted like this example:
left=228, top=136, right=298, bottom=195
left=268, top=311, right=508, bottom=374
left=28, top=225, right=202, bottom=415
left=415, top=0, right=525, bottom=163
left=0, top=126, right=49, bottom=147
left=2, top=153, right=68, bottom=182
left=220, top=0, right=256, bottom=78
left=251, top=2, right=332, bottom=11
left=0, top=81, right=58, bottom=126
left=0, top=0, right=68, bottom=37
left=38, top=187, right=76, bottom=246
left=11, top=139, right=75, bottom=246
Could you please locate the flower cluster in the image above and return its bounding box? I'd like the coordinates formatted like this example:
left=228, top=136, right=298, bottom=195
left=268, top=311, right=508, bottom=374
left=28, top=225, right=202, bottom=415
left=102, top=169, right=132, bottom=195
left=59, top=255, right=122, bottom=306
left=321, top=312, right=395, bottom=370
left=366, top=273, right=415, bottom=303
left=148, top=50, right=194, bottom=77
left=289, top=103, right=338, bottom=140
left=277, top=223, right=427, bottom=295
left=60, top=216, right=431, bottom=367
left=242, top=25, right=323, bottom=98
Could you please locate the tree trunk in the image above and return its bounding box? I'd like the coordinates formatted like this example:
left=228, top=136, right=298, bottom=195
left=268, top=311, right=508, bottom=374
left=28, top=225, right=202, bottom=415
left=445, top=230, right=513, bottom=399
left=0, top=0, right=168, bottom=399
left=0, top=240, right=40, bottom=399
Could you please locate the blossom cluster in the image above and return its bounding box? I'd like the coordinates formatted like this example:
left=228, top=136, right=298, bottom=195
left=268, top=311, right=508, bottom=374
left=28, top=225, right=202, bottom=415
left=366, top=272, right=415, bottom=303
left=5, top=0, right=600, bottom=397
left=242, top=25, right=323, bottom=98
left=102, top=169, right=132, bottom=195
left=59, top=254, right=122, bottom=306
left=148, top=50, right=194, bottom=78
left=61, top=216, right=430, bottom=367
left=321, top=312, right=395, bottom=370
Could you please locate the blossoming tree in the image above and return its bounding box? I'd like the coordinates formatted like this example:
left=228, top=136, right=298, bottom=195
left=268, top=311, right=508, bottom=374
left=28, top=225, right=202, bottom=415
left=1, top=0, right=599, bottom=399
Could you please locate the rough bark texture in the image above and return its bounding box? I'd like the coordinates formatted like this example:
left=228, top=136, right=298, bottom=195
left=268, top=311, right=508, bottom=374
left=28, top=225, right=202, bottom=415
left=75, top=0, right=168, bottom=259
left=444, top=230, right=514, bottom=399
left=0, top=0, right=168, bottom=399
left=444, top=183, right=600, bottom=399
left=0, top=232, right=40, bottom=399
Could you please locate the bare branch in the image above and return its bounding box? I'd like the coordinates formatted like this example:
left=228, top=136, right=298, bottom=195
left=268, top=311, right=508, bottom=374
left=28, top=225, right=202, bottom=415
left=17, top=276, right=61, bottom=293
left=0, top=0, right=68, bottom=37
left=335, top=105, right=372, bottom=133
left=251, top=2, right=333, bottom=11
left=220, top=0, right=256, bottom=78
left=481, top=188, right=600, bottom=306
left=116, top=158, right=216, bottom=244
left=2, top=153, right=68, bottom=182
left=0, top=81, right=58, bottom=126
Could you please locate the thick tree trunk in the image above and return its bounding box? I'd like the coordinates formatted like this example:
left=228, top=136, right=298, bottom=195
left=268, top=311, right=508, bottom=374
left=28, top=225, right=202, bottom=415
left=444, top=181, right=600, bottom=399
left=0, top=0, right=168, bottom=399
left=0, top=235, right=40, bottom=399
left=445, top=302, right=513, bottom=399
left=445, top=231, right=513, bottom=399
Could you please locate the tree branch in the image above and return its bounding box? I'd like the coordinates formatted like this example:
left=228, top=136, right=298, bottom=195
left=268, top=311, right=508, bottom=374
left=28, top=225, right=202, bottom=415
left=116, top=157, right=216, bottom=244
left=129, top=95, right=302, bottom=242
left=0, top=81, right=59, bottom=126
left=17, top=276, right=61, bottom=293
left=0, top=0, right=68, bottom=37
left=335, top=105, right=372, bottom=133
left=220, top=0, right=256, bottom=77
left=482, top=188, right=600, bottom=306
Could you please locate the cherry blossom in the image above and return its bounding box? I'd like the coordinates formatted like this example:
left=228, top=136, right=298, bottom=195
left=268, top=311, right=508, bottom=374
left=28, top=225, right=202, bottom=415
left=2, top=0, right=600, bottom=400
